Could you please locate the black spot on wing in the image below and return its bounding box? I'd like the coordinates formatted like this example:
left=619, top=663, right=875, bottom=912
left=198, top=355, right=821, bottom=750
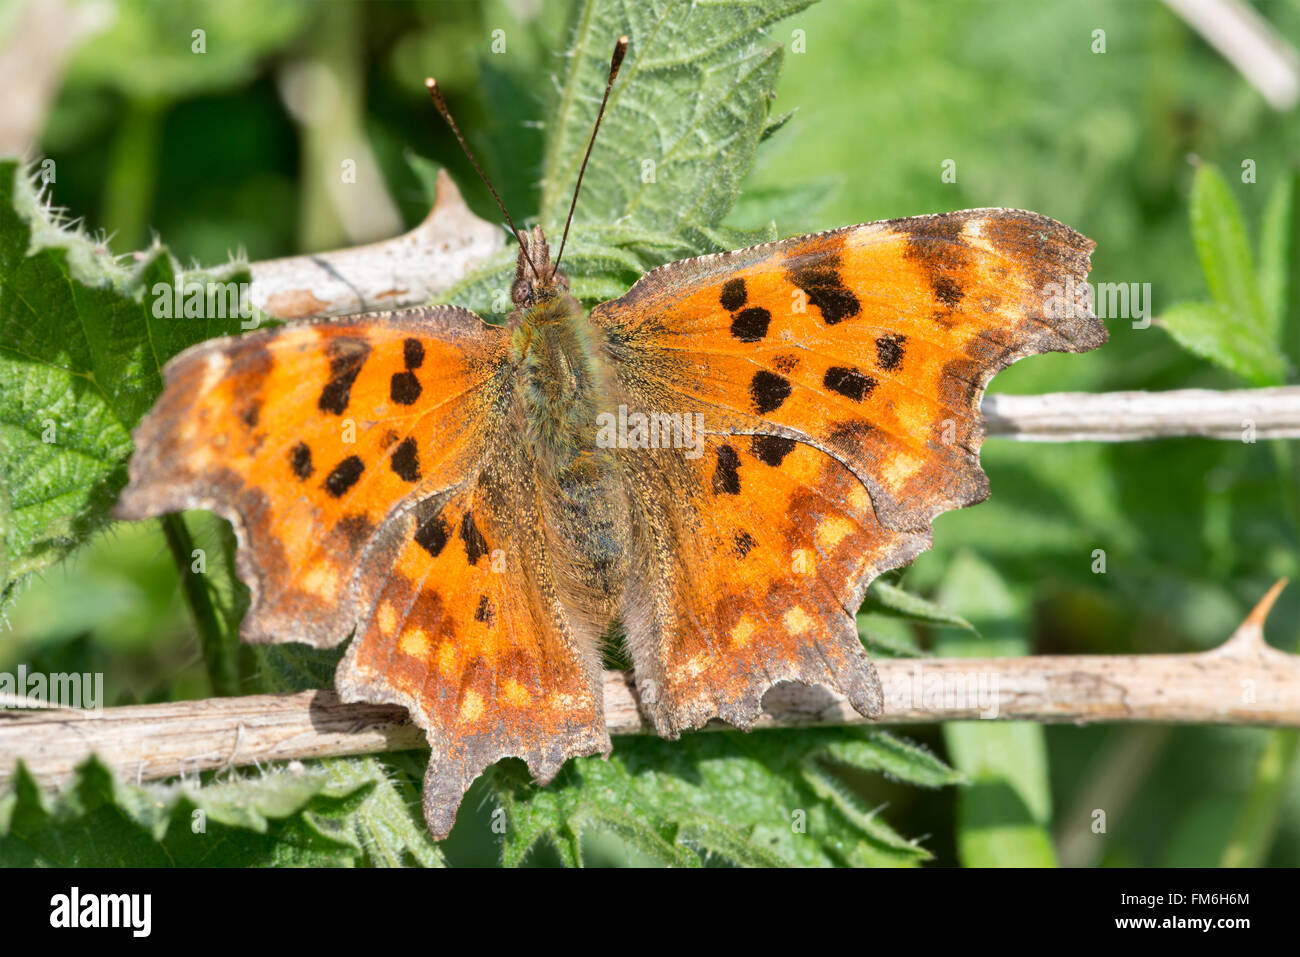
left=318, top=336, right=371, bottom=415
left=474, top=594, right=495, bottom=626
left=824, top=366, right=876, bottom=402
left=876, top=334, right=906, bottom=371
left=403, top=337, right=425, bottom=370
left=390, top=437, right=421, bottom=482
left=712, top=444, right=741, bottom=495
left=390, top=371, right=422, bottom=405
left=730, top=307, right=771, bottom=343
left=460, top=510, right=488, bottom=565
left=289, top=442, right=314, bottom=480
left=323, top=455, right=365, bottom=498
left=901, top=215, right=971, bottom=310
left=733, top=530, right=758, bottom=559
left=750, top=370, right=792, bottom=414
left=786, top=253, right=860, bottom=325
left=240, top=402, right=260, bottom=429
left=719, top=278, right=747, bottom=311
left=750, top=434, right=797, bottom=466
left=414, top=509, right=449, bottom=558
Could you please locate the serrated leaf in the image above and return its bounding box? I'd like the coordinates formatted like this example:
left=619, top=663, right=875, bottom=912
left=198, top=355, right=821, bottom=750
left=1160, top=300, right=1286, bottom=386
left=1188, top=164, right=1270, bottom=343
left=0, top=757, right=389, bottom=866
left=538, top=0, right=813, bottom=236
left=798, top=759, right=927, bottom=859
left=490, top=727, right=957, bottom=867
left=866, top=580, right=975, bottom=630
left=814, top=733, right=965, bottom=790
left=0, top=161, right=261, bottom=606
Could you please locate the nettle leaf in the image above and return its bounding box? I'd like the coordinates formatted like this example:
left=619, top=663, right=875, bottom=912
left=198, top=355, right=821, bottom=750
left=0, top=757, right=441, bottom=867
left=490, top=728, right=958, bottom=867
left=1188, top=163, right=1266, bottom=334
left=1160, top=301, right=1285, bottom=386
left=440, top=0, right=809, bottom=318
left=1162, top=163, right=1284, bottom=386
left=538, top=0, right=811, bottom=234
left=867, top=579, right=975, bottom=631
left=0, top=161, right=260, bottom=607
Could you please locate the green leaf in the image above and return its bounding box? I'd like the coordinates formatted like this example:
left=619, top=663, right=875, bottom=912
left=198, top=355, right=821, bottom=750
left=0, top=161, right=260, bottom=607
left=1160, top=300, right=1286, bottom=386
left=490, top=727, right=958, bottom=867
left=857, top=611, right=927, bottom=658
left=1187, top=163, right=1272, bottom=351
left=727, top=178, right=835, bottom=232
left=0, top=757, right=426, bottom=867
left=538, top=0, right=813, bottom=236
left=934, top=551, right=1058, bottom=867
left=866, top=580, right=975, bottom=630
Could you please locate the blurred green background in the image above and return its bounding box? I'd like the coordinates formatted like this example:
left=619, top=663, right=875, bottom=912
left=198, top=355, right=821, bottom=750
left=3, top=0, right=1299, bottom=866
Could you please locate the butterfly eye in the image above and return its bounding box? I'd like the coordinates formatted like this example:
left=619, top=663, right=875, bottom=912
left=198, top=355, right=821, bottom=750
left=510, top=279, right=530, bottom=305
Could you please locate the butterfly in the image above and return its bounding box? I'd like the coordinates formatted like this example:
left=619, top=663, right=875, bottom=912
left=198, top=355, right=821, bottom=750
left=114, top=37, right=1106, bottom=839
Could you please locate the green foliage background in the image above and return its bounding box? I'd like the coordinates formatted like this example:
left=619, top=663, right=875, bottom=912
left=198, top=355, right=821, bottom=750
left=1, top=0, right=1298, bottom=866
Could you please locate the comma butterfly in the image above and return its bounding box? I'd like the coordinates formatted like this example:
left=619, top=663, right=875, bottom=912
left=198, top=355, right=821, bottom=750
left=115, top=37, right=1106, bottom=838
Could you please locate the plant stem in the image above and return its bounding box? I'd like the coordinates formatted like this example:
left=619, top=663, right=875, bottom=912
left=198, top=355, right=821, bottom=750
left=159, top=513, right=240, bottom=697
left=101, top=97, right=165, bottom=250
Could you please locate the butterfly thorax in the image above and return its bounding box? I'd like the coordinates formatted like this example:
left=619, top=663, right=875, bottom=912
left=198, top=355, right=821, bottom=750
left=506, top=227, right=630, bottom=627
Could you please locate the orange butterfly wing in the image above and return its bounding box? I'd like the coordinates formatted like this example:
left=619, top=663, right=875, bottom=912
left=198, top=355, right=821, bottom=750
left=594, top=209, right=1105, bottom=734
left=115, top=308, right=610, bottom=838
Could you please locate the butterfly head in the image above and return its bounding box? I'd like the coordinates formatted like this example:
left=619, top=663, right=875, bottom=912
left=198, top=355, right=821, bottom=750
left=511, top=225, right=570, bottom=308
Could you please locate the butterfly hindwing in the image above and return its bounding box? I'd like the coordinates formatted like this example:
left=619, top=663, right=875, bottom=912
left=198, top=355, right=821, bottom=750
left=595, top=209, right=1105, bottom=733
left=336, top=444, right=610, bottom=839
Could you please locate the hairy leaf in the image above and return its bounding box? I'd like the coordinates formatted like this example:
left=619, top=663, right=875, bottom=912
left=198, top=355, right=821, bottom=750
left=0, top=757, right=441, bottom=867
left=0, top=162, right=262, bottom=606
left=490, top=727, right=958, bottom=867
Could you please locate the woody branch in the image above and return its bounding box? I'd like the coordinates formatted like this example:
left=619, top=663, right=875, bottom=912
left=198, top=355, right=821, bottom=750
left=1, top=583, right=1296, bottom=790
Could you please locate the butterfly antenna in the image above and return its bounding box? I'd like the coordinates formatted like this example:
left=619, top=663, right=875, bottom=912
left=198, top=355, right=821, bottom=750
left=425, top=76, right=539, bottom=279
left=551, top=35, right=629, bottom=279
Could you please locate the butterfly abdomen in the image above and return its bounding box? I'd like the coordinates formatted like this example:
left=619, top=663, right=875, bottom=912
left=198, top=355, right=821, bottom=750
left=513, top=294, right=631, bottom=628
